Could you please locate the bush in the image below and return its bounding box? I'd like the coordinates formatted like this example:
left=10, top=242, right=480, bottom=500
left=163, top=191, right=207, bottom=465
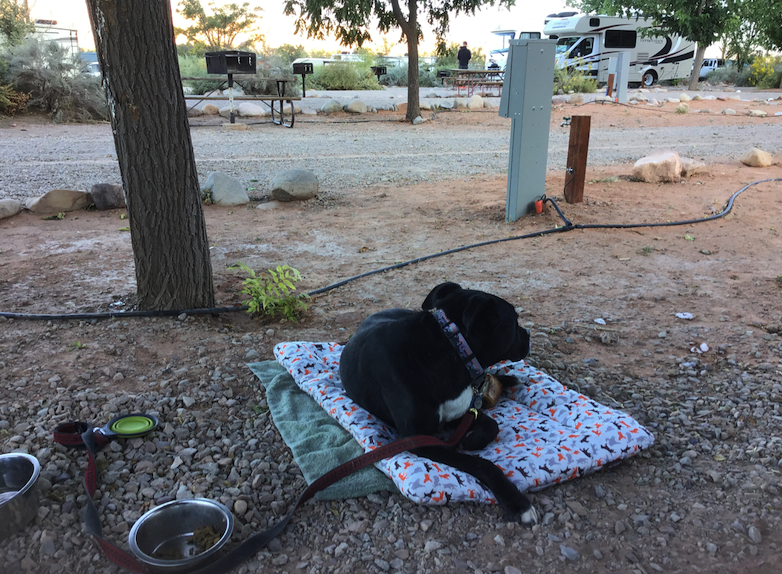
left=307, top=62, right=380, bottom=91
left=705, top=66, right=739, bottom=84
left=747, top=55, right=782, bottom=89
left=379, top=65, right=437, bottom=88
left=552, top=66, right=597, bottom=94
left=178, top=54, right=222, bottom=95
left=0, top=81, right=29, bottom=115
left=6, top=38, right=107, bottom=122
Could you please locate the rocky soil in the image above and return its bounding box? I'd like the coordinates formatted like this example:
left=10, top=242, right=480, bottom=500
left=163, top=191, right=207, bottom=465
left=1, top=90, right=782, bottom=574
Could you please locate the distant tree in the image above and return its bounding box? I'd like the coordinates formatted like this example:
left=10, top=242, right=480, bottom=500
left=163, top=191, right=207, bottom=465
left=85, top=0, right=215, bottom=310
left=571, top=0, right=738, bottom=90
left=176, top=0, right=264, bottom=51
left=0, top=0, right=33, bottom=46
left=752, top=0, right=782, bottom=87
left=283, top=0, right=515, bottom=122
left=275, top=43, right=308, bottom=65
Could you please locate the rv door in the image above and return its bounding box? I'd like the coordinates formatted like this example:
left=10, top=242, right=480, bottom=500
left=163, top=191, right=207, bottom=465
left=555, top=36, right=599, bottom=76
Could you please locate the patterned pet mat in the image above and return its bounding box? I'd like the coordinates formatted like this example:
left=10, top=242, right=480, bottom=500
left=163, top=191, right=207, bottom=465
left=274, top=341, right=655, bottom=506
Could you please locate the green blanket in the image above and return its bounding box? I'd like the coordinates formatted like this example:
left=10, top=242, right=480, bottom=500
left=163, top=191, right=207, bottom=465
left=248, top=360, right=395, bottom=500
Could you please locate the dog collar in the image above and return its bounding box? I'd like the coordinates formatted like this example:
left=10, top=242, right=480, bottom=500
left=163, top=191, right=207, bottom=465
left=429, top=308, right=485, bottom=383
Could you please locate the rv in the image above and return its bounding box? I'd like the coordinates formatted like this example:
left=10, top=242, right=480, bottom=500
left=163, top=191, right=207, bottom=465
left=486, top=30, right=542, bottom=70
left=543, top=14, right=695, bottom=87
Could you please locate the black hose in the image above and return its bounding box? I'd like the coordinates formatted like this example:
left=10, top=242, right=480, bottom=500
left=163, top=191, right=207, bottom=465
left=2, top=178, right=778, bottom=321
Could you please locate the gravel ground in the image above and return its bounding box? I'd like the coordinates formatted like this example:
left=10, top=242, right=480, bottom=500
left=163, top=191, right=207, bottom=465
left=1, top=88, right=782, bottom=574
left=1, top=86, right=781, bottom=205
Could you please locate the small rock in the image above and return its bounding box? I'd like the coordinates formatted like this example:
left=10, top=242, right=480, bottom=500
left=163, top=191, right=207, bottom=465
left=748, top=526, right=763, bottom=544
left=560, top=545, right=580, bottom=561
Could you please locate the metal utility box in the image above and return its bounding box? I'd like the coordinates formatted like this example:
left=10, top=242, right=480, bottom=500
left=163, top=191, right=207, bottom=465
left=499, top=39, right=556, bottom=222
left=292, top=62, right=313, bottom=75
left=370, top=65, right=387, bottom=78
left=205, top=51, right=256, bottom=75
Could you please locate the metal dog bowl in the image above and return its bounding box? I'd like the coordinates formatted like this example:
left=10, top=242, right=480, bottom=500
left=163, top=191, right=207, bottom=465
left=0, top=453, right=41, bottom=541
left=129, top=498, right=234, bottom=573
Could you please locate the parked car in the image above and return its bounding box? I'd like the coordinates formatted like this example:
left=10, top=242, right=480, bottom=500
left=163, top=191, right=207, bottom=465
left=699, top=58, right=725, bottom=79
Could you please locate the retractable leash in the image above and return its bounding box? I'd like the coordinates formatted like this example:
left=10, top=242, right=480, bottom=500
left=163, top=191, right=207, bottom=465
left=54, top=410, right=476, bottom=574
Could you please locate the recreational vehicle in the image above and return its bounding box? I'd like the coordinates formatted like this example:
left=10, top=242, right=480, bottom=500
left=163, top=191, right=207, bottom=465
left=543, top=14, right=695, bottom=87
left=486, top=30, right=542, bottom=70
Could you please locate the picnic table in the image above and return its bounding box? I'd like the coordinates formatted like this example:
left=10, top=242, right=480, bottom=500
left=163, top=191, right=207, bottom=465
left=446, top=69, right=505, bottom=97
left=182, top=75, right=301, bottom=127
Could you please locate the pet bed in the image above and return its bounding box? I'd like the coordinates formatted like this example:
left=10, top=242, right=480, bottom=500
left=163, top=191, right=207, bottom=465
left=274, top=341, right=655, bottom=505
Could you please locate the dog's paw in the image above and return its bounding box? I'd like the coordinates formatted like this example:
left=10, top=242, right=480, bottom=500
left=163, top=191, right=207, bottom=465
left=460, top=415, right=499, bottom=450
left=519, top=505, right=539, bottom=527
left=503, top=494, right=538, bottom=527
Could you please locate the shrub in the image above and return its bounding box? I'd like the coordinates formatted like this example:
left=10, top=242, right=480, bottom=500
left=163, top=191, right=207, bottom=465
left=6, top=38, right=107, bottom=122
left=231, top=263, right=308, bottom=321
left=705, top=66, right=739, bottom=84
left=552, top=65, right=597, bottom=94
left=178, top=54, right=222, bottom=95
left=307, top=62, right=380, bottom=91
left=0, top=81, right=29, bottom=115
left=747, top=55, right=782, bottom=89
left=379, top=65, right=437, bottom=88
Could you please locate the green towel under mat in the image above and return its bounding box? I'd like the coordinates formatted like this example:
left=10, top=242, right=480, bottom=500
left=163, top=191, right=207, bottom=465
left=248, top=360, right=396, bottom=500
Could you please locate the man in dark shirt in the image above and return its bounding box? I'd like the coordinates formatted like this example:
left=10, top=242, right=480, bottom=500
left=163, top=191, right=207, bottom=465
left=457, top=42, right=471, bottom=69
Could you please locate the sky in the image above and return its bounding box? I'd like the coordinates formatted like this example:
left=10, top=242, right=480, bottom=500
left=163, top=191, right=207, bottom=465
left=29, top=0, right=575, bottom=55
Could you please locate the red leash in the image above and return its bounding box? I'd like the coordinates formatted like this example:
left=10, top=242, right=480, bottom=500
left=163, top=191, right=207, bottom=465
left=54, top=411, right=476, bottom=574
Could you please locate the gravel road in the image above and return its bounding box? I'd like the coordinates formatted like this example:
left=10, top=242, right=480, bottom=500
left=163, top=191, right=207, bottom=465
left=1, top=86, right=780, bottom=204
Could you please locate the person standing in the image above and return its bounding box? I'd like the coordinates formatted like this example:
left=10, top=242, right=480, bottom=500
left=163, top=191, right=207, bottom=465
left=457, top=41, right=471, bottom=69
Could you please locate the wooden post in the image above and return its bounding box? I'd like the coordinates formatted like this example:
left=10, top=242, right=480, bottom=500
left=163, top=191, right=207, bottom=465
left=606, top=73, right=615, bottom=97
left=564, top=115, right=591, bottom=204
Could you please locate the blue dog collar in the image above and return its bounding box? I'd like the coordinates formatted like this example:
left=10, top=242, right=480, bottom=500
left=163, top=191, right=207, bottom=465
left=429, top=308, right=486, bottom=383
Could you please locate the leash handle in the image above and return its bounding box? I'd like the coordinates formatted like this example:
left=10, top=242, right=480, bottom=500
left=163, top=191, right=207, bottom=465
left=54, top=412, right=475, bottom=574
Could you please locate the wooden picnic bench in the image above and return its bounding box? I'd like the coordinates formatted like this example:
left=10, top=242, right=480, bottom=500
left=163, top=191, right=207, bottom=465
left=445, top=69, right=505, bottom=97
left=181, top=76, right=300, bottom=127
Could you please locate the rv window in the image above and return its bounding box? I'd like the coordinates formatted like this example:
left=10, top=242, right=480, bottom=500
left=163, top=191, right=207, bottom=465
left=605, top=30, right=637, bottom=49
left=555, top=37, right=580, bottom=57
left=568, top=37, right=594, bottom=59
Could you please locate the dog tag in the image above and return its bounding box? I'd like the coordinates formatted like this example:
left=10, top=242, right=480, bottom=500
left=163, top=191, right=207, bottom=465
left=478, top=374, right=503, bottom=409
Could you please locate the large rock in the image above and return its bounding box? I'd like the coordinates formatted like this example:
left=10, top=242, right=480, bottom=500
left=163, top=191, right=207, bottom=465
left=467, top=95, right=484, bottom=110
left=89, top=183, right=126, bottom=210
left=632, top=151, right=682, bottom=183
left=187, top=107, right=204, bottom=117
left=749, top=109, right=767, bottom=118
left=201, top=171, right=250, bottom=206
left=270, top=169, right=319, bottom=202
left=238, top=102, right=266, bottom=117
left=568, top=93, right=584, bottom=104
left=0, top=198, right=22, bottom=220
left=740, top=147, right=773, bottom=167
left=344, top=100, right=368, bottom=114
left=26, top=189, right=91, bottom=214
left=438, top=99, right=455, bottom=110
left=320, top=99, right=343, bottom=114
left=202, top=104, right=220, bottom=115
left=680, top=157, right=708, bottom=178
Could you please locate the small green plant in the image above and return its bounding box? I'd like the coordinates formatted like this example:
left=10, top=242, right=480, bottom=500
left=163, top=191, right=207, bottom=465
left=68, top=341, right=86, bottom=351
left=42, top=212, right=64, bottom=220
left=232, top=263, right=308, bottom=320
left=639, top=246, right=654, bottom=256
left=553, top=62, right=597, bottom=95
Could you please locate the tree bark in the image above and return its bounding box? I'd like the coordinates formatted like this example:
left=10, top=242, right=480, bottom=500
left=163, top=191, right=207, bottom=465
left=85, top=0, right=215, bottom=311
left=391, top=0, right=420, bottom=121
left=688, top=44, right=707, bottom=91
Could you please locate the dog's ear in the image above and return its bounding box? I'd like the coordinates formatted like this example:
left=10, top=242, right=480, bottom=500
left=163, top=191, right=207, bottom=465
left=462, top=296, right=500, bottom=338
left=422, top=282, right=462, bottom=310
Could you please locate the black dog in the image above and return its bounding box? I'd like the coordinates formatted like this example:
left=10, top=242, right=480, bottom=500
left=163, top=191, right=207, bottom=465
left=339, top=282, right=538, bottom=525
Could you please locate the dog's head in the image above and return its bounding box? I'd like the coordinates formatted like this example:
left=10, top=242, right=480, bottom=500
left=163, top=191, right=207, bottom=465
left=422, top=282, right=530, bottom=366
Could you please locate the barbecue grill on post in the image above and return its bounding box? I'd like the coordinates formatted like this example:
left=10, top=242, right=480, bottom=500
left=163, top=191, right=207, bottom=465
left=370, top=66, right=387, bottom=82
left=292, top=62, right=313, bottom=97
left=204, top=51, right=257, bottom=124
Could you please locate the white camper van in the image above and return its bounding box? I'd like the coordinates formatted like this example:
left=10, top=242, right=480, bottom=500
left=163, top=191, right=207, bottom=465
left=543, top=14, right=695, bottom=87
left=486, top=30, right=542, bottom=70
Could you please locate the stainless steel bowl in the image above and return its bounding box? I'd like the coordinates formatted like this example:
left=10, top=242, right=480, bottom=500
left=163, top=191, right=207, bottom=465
left=0, top=453, right=41, bottom=541
left=129, top=498, right=234, bottom=573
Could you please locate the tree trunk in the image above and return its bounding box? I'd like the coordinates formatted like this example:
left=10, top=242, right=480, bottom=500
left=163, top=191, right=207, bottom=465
left=85, top=0, right=215, bottom=311
left=406, top=30, right=421, bottom=121
left=688, top=44, right=707, bottom=91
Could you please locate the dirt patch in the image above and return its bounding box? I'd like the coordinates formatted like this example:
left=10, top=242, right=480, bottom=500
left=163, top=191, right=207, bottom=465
left=1, top=102, right=781, bottom=574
